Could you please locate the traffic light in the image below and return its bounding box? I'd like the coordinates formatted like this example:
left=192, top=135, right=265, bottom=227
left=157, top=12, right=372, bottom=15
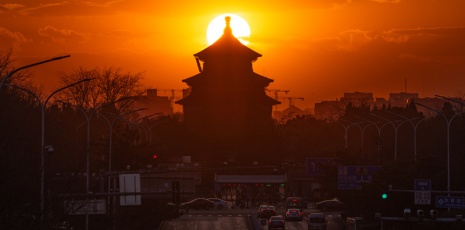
left=153, top=154, right=158, bottom=159
left=381, top=192, right=388, bottom=199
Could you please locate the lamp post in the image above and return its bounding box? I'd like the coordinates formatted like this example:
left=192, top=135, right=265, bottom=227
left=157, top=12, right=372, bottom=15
left=58, top=97, right=132, bottom=230
left=340, top=119, right=372, bottom=157
left=100, top=108, right=147, bottom=172
left=384, top=110, right=426, bottom=161
left=435, top=95, right=465, bottom=108
left=0, top=55, right=70, bottom=91
left=414, top=102, right=465, bottom=196
left=132, top=112, right=163, bottom=145
left=336, top=119, right=363, bottom=152
left=4, top=78, right=91, bottom=227
left=371, top=113, right=408, bottom=160
left=356, top=116, right=390, bottom=162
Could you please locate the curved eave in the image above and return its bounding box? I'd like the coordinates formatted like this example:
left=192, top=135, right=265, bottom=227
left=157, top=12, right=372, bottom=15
left=195, top=33, right=261, bottom=62
left=252, top=72, right=274, bottom=84
left=182, top=73, right=203, bottom=86
left=263, top=95, right=281, bottom=106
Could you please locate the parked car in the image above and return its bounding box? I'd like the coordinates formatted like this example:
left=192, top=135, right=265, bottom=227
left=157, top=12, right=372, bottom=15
left=307, top=213, right=326, bottom=230
left=258, top=205, right=277, bottom=219
left=268, top=215, right=286, bottom=229
left=179, top=198, right=215, bottom=210
left=207, top=198, right=230, bottom=210
left=315, top=198, right=345, bottom=211
left=285, top=208, right=303, bottom=221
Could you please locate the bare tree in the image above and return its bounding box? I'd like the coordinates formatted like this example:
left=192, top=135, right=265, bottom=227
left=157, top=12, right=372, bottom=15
left=57, top=66, right=145, bottom=112
left=0, top=49, right=41, bottom=97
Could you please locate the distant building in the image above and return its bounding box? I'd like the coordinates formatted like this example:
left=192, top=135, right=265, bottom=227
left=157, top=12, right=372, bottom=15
left=273, top=105, right=306, bottom=121
left=314, top=100, right=344, bottom=121
left=134, top=89, right=172, bottom=117
left=373, top=97, right=389, bottom=110
left=341, top=92, right=374, bottom=108
left=414, top=97, right=463, bottom=117
left=389, top=92, right=419, bottom=108
left=313, top=90, right=465, bottom=120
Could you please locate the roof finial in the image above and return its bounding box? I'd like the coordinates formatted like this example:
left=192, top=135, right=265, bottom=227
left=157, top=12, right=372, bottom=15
left=224, top=16, right=232, bottom=34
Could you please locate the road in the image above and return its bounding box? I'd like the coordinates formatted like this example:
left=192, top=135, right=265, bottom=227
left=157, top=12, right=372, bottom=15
left=160, top=208, right=346, bottom=230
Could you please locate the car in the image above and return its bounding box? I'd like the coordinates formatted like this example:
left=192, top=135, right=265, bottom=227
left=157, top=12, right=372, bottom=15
left=258, top=205, right=277, bottom=219
left=257, top=204, right=269, bottom=217
left=207, top=198, right=230, bottom=210
left=315, top=198, right=345, bottom=211
left=307, top=213, right=326, bottom=230
left=285, top=208, right=303, bottom=221
left=268, top=215, right=286, bottom=229
left=179, top=198, right=215, bottom=210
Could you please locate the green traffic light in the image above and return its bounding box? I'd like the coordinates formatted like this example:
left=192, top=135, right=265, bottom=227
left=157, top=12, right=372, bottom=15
left=382, top=193, right=388, bottom=199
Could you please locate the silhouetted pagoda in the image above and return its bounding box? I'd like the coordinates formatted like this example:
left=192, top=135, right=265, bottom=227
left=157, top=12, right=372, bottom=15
left=176, top=16, right=279, bottom=161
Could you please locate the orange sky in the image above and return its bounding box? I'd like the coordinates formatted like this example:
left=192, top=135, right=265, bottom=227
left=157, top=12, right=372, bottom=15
left=2, top=0, right=465, bottom=111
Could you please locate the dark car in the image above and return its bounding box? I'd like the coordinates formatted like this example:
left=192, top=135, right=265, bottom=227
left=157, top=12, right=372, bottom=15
left=179, top=198, right=215, bottom=210
left=285, top=208, right=303, bottom=221
left=268, top=215, right=286, bottom=229
left=258, top=205, right=277, bottom=219
left=315, top=198, right=345, bottom=211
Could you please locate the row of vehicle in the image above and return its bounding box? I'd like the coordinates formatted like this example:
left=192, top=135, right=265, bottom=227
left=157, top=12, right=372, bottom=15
left=262, top=212, right=326, bottom=230
left=259, top=197, right=345, bottom=230
left=258, top=205, right=305, bottom=221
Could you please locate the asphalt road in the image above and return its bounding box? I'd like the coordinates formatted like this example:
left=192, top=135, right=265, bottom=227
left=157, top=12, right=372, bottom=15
left=160, top=208, right=346, bottom=230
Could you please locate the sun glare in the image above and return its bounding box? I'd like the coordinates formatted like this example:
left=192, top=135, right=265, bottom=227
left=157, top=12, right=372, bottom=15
left=207, top=14, right=250, bottom=46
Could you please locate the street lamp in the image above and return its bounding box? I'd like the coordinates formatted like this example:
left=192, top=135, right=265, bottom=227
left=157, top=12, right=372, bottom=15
left=132, top=112, right=163, bottom=145
left=336, top=119, right=363, bottom=152
left=100, top=108, right=148, bottom=171
left=58, top=97, right=133, bottom=230
left=414, top=102, right=465, bottom=196
left=384, top=110, right=426, bottom=161
left=356, top=116, right=390, bottom=162
left=4, top=78, right=91, bottom=227
left=340, top=119, right=372, bottom=157
left=435, top=95, right=465, bottom=108
left=371, top=113, right=408, bottom=160
left=0, top=55, right=70, bottom=91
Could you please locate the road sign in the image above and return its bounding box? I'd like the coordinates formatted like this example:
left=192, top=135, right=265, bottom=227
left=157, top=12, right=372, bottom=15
left=119, top=174, right=141, bottom=206
left=414, top=179, right=431, bottom=205
left=338, top=166, right=382, bottom=189
left=436, top=196, right=465, bottom=209
left=66, top=199, right=106, bottom=215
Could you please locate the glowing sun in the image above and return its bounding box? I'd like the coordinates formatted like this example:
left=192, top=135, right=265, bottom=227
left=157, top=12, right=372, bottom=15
left=207, top=14, right=250, bottom=45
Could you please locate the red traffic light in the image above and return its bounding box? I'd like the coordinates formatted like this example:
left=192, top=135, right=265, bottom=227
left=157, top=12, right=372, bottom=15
left=153, top=155, right=157, bottom=159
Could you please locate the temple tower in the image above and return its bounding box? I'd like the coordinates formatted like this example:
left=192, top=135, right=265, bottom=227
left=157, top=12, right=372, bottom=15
left=176, top=17, right=279, bottom=161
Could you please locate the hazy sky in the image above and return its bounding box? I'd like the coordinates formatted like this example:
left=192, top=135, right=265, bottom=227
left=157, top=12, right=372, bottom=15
left=2, top=0, right=465, bottom=110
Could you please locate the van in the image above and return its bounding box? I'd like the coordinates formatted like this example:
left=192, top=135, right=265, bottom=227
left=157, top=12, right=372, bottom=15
left=307, top=213, right=326, bottom=230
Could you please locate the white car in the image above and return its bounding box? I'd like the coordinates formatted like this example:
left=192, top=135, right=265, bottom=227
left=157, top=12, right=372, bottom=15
left=207, top=198, right=230, bottom=210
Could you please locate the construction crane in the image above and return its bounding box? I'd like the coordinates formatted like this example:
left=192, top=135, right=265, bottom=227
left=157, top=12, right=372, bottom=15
left=266, top=88, right=290, bottom=100
left=281, top=97, right=304, bottom=107
left=266, top=88, right=290, bottom=111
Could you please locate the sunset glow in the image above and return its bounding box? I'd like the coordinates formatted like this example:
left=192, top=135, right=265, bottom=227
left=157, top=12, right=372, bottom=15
left=207, top=14, right=250, bottom=45
left=2, top=1, right=465, bottom=111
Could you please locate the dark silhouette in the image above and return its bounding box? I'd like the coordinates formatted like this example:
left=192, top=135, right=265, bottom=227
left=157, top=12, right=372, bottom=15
left=176, top=17, right=279, bottom=163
